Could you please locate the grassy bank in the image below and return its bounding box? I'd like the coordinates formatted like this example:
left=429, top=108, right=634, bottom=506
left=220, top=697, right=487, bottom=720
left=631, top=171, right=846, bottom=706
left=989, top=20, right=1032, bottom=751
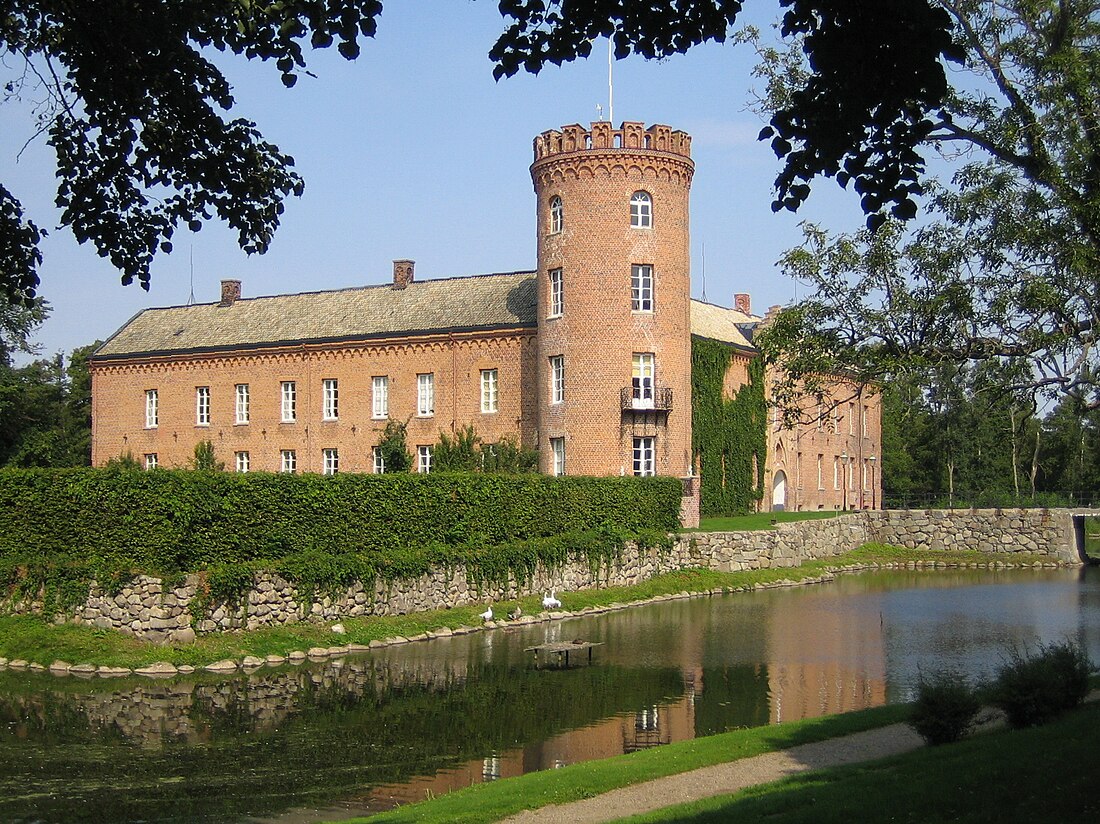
left=0, top=544, right=1060, bottom=670
left=347, top=704, right=912, bottom=824
left=694, top=511, right=840, bottom=531
left=620, top=698, right=1100, bottom=824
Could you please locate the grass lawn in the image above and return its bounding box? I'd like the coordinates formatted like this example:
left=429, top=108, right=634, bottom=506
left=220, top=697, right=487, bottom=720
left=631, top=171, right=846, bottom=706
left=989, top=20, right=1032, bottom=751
left=618, top=699, right=1100, bottom=824
left=340, top=704, right=911, bottom=824
left=1085, top=518, right=1100, bottom=559
left=694, top=511, right=841, bottom=532
left=0, top=544, right=1056, bottom=670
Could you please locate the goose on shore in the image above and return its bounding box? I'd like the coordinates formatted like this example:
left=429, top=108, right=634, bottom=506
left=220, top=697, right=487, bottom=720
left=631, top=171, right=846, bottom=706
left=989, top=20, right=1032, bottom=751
left=480, top=605, right=493, bottom=622
left=542, top=590, right=561, bottom=610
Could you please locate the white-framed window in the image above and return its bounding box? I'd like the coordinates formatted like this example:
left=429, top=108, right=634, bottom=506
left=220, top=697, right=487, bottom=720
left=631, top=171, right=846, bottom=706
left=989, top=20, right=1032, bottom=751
left=417, top=445, right=432, bottom=474
left=372, top=376, right=389, bottom=419
left=235, top=384, right=250, bottom=424
left=630, top=191, right=652, bottom=228
left=322, top=448, right=339, bottom=475
left=862, top=404, right=869, bottom=437
left=631, top=264, right=653, bottom=312
left=281, top=381, right=296, bottom=423
left=848, top=402, right=855, bottom=435
left=817, top=402, right=824, bottom=431
left=632, top=353, right=655, bottom=407
left=280, top=449, right=296, bottom=474
left=550, top=355, right=564, bottom=404
left=833, top=456, right=840, bottom=489
left=862, top=459, right=869, bottom=490
left=817, top=454, right=824, bottom=489
left=417, top=373, right=434, bottom=417
left=549, top=195, right=563, bottom=234
left=322, top=378, right=339, bottom=420
left=144, top=453, right=158, bottom=470
left=145, top=389, right=158, bottom=428
left=373, top=446, right=385, bottom=474
left=195, top=386, right=210, bottom=426
left=632, top=436, right=655, bottom=477
left=832, top=406, right=840, bottom=434
left=481, top=369, right=499, bottom=413
left=235, top=451, right=250, bottom=473
left=549, top=268, right=563, bottom=317
left=551, top=437, right=565, bottom=476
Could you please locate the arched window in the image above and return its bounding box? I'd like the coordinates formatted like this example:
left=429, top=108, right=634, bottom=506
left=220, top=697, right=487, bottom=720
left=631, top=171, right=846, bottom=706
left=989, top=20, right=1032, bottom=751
left=549, top=196, right=563, bottom=234
left=630, top=191, right=652, bottom=228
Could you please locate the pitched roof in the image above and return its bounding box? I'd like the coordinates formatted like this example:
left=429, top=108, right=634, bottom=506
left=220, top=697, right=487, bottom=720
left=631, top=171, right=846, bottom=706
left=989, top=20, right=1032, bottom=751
left=689, top=299, right=759, bottom=350
left=93, top=270, right=761, bottom=360
left=93, top=271, right=538, bottom=359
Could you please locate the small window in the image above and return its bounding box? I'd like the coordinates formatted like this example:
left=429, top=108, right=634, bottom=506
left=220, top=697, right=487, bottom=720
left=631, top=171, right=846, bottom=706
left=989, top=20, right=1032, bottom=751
left=144, top=453, right=158, bottom=470
left=548, top=268, right=563, bottom=318
left=630, top=191, right=652, bottom=228
left=632, top=353, right=655, bottom=408
left=417, top=445, right=432, bottom=474
left=373, top=446, right=385, bottom=474
left=281, top=381, right=296, bottom=423
left=322, top=448, right=339, bottom=475
left=862, top=404, right=869, bottom=437
left=323, top=378, right=339, bottom=420
left=631, top=264, right=653, bottom=312
left=235, top=384, right=250, bottom=425
left=196, top=386, right=210, bottom=426
left=481, top=369, right=499, bottom=413
left=833, top=456, right=840, bottom=490
left=632, top=436, right=655, bottom=477
left=817, top=454, right=824, bottom=489
left=372, top=376, right=389, bottom=419
left=417, top=373, right=434, bottom=417
left=281, top=450, right=296, bottom=474
left=145, top=389, right=158, bottom=428
left=550, top=355, right=564, bottom=404
left=549, top=195, right=563, bottom=234
left=551, top=437, right=565, bottom=476
left=235, top=451, right=250, bottom=473
left=848, top=402, right=855, bottom=435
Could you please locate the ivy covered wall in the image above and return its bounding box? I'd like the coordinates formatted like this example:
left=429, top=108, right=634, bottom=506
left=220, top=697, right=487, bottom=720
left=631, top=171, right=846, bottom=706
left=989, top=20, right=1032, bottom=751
left=691, top=337, right=767, bottom=516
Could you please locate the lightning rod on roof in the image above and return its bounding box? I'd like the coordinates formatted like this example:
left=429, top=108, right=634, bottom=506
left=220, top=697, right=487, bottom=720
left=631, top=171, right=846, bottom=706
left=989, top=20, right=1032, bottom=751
left=608, top=37, right=614, bottom=125
left=187, top=245, right=196, bottom=305
left=701, top=241, right=707, bottom=303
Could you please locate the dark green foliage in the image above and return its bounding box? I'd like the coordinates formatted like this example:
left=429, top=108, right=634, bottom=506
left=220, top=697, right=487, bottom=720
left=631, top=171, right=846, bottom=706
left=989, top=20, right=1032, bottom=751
left=991, top=641, right=1094, bottom=728
left=189, top=440, right=224, bottom=472
left=0, top=468, right=681, bottom=609
left=480, top=435, right=538, bottom=473
left=376, top=418, right=412, bottom=473
left=434, top=426, right=538, bottom=474
left=908, top=669, right=982, bottom=745
left=691, top=337, right=767, bottom=516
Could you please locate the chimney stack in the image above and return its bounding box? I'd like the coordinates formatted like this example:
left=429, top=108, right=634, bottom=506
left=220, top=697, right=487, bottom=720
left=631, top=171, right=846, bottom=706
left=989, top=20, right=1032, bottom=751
left=219, top=279, right=241, bottom=306
left=393, top=259, right=415, bottom=290
left=734, top=293, right=751, bottom=315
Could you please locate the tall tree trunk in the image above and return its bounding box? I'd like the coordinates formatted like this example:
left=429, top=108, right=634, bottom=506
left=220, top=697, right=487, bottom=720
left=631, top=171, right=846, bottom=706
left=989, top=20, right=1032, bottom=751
left=1029, top=425, right=1040, bottom=498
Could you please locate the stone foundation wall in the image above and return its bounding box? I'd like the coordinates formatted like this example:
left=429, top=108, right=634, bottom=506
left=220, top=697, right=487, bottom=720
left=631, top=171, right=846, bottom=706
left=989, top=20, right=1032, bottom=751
left=4, top=508, right=1082, bottom=642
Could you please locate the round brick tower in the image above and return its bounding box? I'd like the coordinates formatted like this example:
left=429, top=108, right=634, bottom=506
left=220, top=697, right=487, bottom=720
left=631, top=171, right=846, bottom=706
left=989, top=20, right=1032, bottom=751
left=531, top=121, right=694, bottom=477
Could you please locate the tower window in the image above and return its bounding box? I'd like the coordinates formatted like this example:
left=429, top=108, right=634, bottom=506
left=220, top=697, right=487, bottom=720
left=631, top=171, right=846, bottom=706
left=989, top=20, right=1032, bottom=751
left=550, top=355, right=565, bottom=404
left=322, top=378, right=338, bottom=420
left=417, top=373, right=434, bottom=417
left=549, top=195, right=563, bottom=234
left=631, top=191, right=652, bottom=228
left=633, top=437, right=655, bottom=477
left=323, top=448, right=339, bottom=475
left=235, top=384, right=250, bottom=424
left=631, top=264, right=653, bottom=312
left=196, top=386, right=210, bottom=426
left=481, top=369, right=499, bottom=413
left=551, top=437, right=565, bottom=476
left=372, top=376, right=389, bottom=419
left=145, top=389, right=158, bottom=428
left=549, top=268, right=563, bottom=318
left=281, top=381, right=296, bottom=422
left=632, top=353, right=655, bottom=408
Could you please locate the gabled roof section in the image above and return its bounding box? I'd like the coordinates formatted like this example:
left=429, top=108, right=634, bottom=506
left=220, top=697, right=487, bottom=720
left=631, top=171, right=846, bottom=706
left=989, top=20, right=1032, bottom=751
left=689, top=299, right=759, bottom=351
left=93, top=271, right=538, bottom=360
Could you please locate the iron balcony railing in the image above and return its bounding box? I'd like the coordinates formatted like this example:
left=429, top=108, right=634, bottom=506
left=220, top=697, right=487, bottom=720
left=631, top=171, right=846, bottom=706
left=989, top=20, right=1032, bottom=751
left=620, top=386, right=673, bottom=412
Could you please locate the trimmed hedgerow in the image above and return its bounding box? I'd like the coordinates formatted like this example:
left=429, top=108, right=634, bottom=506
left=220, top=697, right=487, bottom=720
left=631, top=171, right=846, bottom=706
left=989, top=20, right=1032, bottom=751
left=0, top=468, right=681, bottom=609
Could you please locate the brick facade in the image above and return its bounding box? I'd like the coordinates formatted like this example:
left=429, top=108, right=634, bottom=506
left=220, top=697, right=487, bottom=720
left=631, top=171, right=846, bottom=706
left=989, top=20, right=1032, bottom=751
left=88, top=121, right=881, bottom=511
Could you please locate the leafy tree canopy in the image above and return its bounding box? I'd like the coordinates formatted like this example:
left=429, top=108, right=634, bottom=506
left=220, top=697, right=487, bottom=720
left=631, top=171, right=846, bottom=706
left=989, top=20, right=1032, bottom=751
left=0, top=0, right=383, bottom=304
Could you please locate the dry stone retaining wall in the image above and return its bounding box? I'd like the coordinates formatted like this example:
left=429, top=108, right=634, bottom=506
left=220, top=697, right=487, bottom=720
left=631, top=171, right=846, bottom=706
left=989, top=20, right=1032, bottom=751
left=3, top=509, right=1082, bottom=642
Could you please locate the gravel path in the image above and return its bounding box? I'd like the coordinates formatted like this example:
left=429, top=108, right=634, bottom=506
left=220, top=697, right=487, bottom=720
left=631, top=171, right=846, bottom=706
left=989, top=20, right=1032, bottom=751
left=499, top=722, right=925, bottom=824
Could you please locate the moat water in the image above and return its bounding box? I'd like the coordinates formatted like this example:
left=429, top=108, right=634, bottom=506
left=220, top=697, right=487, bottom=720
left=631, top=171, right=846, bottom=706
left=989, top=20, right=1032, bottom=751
left=2, top=566, right=1098, bottom=823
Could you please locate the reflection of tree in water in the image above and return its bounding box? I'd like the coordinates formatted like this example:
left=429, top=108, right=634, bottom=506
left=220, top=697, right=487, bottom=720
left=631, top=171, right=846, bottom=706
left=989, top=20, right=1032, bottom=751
left=0, top=657, right=683, bottom=824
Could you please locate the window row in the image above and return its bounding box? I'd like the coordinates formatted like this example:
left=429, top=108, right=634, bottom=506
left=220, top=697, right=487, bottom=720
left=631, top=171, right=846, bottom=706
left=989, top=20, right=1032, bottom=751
left=813, top=454, right=876, bottom=491
left=543, top=435, right=654, bottom=477
left=141, top=445, right=437, bottom=475
left=547, top=191, right=653, bottom=234
left=545, top=352, right=657, bottom=405
left=143, top=370, right=502, bottom=428
left=812, top=401, right=872, bottom=437
left=546, top=264, right=653, bottom=319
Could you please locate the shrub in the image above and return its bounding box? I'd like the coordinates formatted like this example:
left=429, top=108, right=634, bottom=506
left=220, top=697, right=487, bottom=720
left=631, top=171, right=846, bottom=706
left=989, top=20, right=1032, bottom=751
left=991, top=640, right=1094, bottom=728
left=908, top=669, right=983, bottom=745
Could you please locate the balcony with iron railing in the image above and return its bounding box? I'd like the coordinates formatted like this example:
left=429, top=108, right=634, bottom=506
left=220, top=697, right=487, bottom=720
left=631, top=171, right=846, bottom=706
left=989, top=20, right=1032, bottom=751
left=620, top=386, right=673, bottom=412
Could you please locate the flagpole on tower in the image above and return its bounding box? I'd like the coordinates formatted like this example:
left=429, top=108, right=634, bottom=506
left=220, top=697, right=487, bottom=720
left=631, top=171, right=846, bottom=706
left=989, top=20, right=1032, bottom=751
left=608, top=38, right=614, bottom=125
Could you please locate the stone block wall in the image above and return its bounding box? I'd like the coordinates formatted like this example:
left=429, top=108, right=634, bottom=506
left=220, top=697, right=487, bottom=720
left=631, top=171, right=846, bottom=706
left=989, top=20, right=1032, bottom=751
left=3, top=509, right=1082, bottom=642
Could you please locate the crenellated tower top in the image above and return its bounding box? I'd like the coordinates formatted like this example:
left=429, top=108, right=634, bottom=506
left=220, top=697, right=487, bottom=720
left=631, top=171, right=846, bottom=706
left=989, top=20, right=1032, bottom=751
left=533, top=121, right=692, bottom=161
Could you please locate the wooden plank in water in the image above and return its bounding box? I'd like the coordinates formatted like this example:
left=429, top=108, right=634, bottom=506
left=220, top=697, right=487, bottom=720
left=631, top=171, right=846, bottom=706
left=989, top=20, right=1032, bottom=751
left=524, top=641, right=604, bottom=668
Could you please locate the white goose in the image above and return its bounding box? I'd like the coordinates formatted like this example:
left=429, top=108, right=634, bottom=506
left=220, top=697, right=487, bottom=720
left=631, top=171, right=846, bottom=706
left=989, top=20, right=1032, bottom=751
left=542, top=589, right=562, bottom=610
left=480, top=605, right=494, bottom=622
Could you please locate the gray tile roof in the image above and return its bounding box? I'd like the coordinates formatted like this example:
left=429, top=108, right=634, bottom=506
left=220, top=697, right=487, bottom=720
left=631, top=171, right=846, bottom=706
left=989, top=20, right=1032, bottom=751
left=93, top=271, right=538, bottom=359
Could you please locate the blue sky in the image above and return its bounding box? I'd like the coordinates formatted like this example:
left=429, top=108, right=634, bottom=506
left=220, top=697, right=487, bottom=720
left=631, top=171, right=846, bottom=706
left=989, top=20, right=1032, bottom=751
left=3, top=2, right=870, bottom=361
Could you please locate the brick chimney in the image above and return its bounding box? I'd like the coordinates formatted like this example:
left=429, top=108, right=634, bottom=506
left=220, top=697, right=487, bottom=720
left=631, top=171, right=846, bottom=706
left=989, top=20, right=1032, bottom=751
left=393, top=259, right=415, bottom=290
left=219, top=279, right=241, bottom=306
left=734, top=292, right=751, bottom=314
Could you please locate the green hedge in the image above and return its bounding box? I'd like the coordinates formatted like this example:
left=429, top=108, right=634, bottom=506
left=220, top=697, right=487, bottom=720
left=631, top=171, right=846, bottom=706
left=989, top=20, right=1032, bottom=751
left=0, top=468, right=682, bottom=578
